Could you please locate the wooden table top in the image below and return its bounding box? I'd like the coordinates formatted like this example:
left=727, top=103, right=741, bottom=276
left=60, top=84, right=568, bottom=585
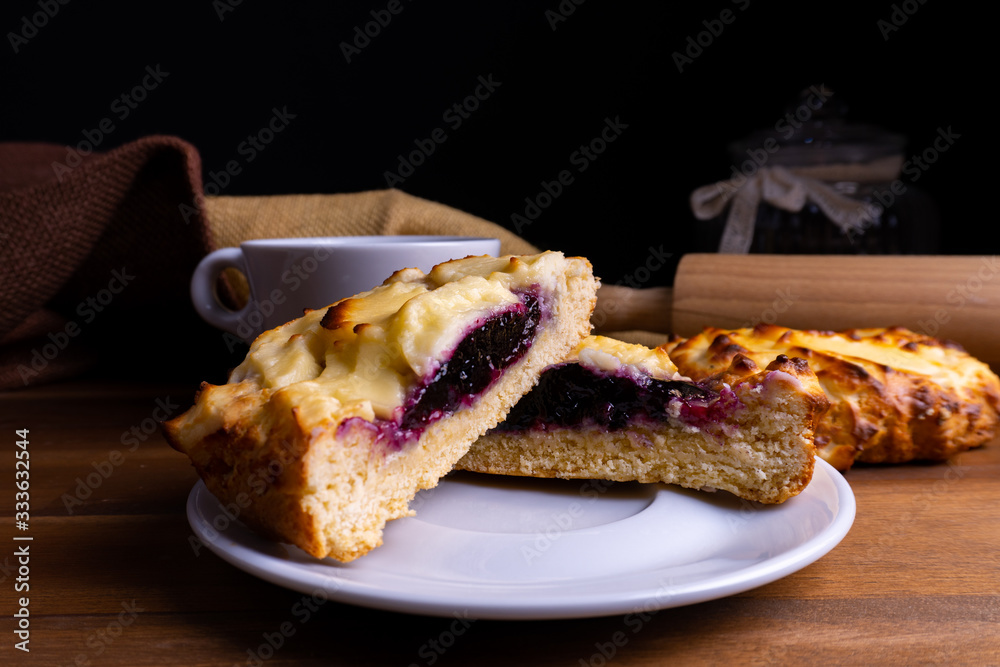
left=2, top=378, right=998, bottom=666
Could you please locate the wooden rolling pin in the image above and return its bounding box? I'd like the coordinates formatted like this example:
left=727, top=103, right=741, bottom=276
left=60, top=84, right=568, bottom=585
left=592, top=254, right=1000, bottom=367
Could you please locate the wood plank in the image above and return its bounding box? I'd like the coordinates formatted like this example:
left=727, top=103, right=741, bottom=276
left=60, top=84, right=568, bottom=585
left=2, top=379, right=998, bottom=665
left=15, top=596, right=1000, bottom=666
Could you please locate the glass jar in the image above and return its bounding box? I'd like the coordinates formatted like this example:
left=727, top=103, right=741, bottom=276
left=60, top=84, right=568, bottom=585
left=691, top=86, right=940, bottom=255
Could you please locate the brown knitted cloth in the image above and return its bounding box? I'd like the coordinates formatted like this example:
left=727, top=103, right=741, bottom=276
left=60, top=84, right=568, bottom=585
left=0, top=135, right=536, bottom=390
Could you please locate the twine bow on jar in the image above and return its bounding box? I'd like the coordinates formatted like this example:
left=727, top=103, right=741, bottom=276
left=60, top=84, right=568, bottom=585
left=689, top=155, right=903, bottom=254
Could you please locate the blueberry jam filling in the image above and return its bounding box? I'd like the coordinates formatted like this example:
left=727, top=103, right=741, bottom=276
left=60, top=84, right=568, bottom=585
left=402, top=292, right=541, bottom=431
left=494, top=363, right=740, bottom=433
left=340, top=291, right=543, bottom=449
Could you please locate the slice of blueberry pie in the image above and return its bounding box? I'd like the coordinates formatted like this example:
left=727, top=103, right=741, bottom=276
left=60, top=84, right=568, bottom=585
left=163, top=251, right=599, bottom=561
left=458, top=335, right=829, bottom=504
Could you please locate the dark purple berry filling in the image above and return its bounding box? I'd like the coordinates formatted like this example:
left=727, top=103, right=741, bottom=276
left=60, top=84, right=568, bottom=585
left=493, top=362, right=741, bottom=433
left=339, top=290, right=543, bottom=449
left=401, top=292, right=541, bottom=430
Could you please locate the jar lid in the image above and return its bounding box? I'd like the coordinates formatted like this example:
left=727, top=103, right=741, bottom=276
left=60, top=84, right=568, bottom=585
left=727, top=85, right=907, bottom=168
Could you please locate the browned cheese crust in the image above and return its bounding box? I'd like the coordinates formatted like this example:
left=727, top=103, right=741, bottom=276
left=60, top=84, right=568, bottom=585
left=665, top=324, right=1000, bottom=470
left=162, top=251, right=599, bottom=562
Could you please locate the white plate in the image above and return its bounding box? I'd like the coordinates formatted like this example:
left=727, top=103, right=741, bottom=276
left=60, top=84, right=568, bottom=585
left=187, top=459, right=854, bottom=620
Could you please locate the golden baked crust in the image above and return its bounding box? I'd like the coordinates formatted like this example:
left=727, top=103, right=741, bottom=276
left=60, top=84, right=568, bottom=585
left=459, top=336, right=829, bottom=504
left=163, top=251, right=599, bottom=561
left=665, top=324, right=1000, bottom=470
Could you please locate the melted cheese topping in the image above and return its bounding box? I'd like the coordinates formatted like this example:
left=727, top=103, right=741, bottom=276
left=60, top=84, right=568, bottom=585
left=671, top=325, right=998, bottom=403
left=783, top=329, right=951, bottom=381
left=757, top=327, right=980, bottom=393
left=225, top=251, right=565, bottom=420
left=572, top=335, right=686, bottom=380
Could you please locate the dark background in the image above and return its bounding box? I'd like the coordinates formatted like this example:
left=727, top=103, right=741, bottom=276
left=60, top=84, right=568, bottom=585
left=2, top=1, right=995, bottom=385
left=2, top=1, right=993, bottom=288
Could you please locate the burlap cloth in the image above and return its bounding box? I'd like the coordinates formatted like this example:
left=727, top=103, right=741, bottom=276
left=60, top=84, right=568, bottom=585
left=0, top=135, right=538, bottom=390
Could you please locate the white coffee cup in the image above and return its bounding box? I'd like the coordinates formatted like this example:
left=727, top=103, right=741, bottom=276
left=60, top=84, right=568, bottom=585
left=191, top=236, right=502, bottom=341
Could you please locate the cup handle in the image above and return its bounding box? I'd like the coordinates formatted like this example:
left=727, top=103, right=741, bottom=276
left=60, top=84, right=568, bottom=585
left=190, top=247, right=251, bottom=338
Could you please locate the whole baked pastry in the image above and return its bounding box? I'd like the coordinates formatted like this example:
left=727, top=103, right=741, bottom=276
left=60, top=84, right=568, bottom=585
left=665, top=324, right=1000, bottom=470
left=163, top=251, right=599, bottom=562
left=458, top=335, right=829, bottom=504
